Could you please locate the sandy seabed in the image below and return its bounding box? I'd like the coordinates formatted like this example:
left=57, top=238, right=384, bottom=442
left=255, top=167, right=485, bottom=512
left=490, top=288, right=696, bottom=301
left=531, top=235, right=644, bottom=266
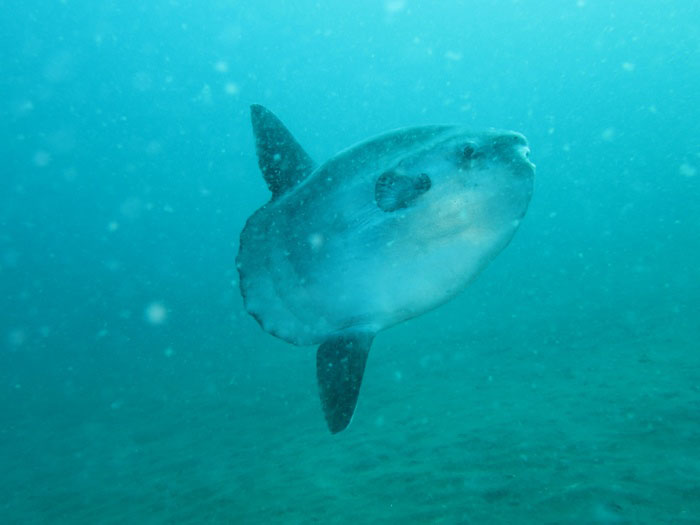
left=2, top=304, right=699, bottom=524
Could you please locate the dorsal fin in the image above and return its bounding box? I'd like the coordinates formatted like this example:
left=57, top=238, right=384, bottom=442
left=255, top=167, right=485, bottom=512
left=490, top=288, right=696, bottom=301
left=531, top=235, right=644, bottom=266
left=250, top=104, right=317, bottom=199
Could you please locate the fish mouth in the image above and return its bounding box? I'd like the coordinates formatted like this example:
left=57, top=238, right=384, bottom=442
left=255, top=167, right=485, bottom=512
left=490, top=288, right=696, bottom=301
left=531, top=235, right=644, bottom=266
left=516, top=144, right=536, bottom=170
left=492, top=131, right=535, bottom=173
left=508, top=145, right=536, bottom=181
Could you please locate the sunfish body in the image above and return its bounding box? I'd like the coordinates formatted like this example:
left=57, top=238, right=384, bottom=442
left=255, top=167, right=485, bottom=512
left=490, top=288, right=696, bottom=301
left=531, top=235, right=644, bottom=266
left=237, top=105, right=534, bottom=433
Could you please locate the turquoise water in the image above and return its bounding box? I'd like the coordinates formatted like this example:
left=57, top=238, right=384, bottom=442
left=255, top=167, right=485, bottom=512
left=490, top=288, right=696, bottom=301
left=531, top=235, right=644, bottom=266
left=2, top=1, right=699, bottom=523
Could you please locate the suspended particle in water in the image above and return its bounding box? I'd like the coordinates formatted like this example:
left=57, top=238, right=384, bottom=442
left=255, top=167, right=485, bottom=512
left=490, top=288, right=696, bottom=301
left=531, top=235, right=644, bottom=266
left=132, top=72, right=152, bottom=91
left=120, top=197, right=144, bottom=220
left=7, top=329, right=26, bottom=347
left=15, top=99, right=34, bottom=116
left=214, top=60, right=229, bottom=73
left=104, top=259, right=121, bottom=272
left=63, top=167, right=78, bottom=182
left=385, top=0, right=405, bottom=14
left=197, top=84, right=213, bottom=105
left=679, top=163, right=697, bottom=178
left=145, top=140, right=162, bottom=155
left=224, top=82, right=240, bottom=96
left=308, top=233, right=324, bottom=251
left=601, top=128, right=616, bottom=142
left=3, top=249, right=20, bottom=268
left=33, top=150, right=51, bottom=167
left=144, top=301, right=168, bottom=325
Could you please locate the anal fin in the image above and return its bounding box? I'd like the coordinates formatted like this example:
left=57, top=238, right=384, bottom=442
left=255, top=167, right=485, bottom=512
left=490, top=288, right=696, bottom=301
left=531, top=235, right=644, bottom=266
left=316, top=330, right=374, bottom=434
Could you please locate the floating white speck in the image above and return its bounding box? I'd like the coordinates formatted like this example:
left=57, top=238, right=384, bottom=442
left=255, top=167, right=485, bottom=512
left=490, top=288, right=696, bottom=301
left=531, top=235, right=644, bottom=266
left=309, top=233, right=324, bottom=251
left=105, top=259, right=121, bottom=272
left=107, top=221, right=119, bottom=232
left=601, top=128, right=615, bottom=141
left=622, top=62, right=635, bottom=72
left=214, top=60, right=229, bottom=73
left=132, top=72, right=152, bottom=91
left=197, top=84, right=212, bottom=105
left=3, top=249, right=20, bottom=268
left=145, top=301, right=168, bottom=325
left=385, top=0, right=405, bottom=13
left=679, top=163, right=697, bottom=178
left=8, top=329, right=25, bottom=347
left=16, top=99, right=34, bottom=115
left=146, top=141, right=162, bottom=155
left=63, top=168, right=78, bottom=182
left=33, top=151, right=51, bottom=167
left=444, top=50, right=462, bottom=61
left=164, top=346, right=174, bottom=357
left=224, top=82, right=239, bottom=96
left=120, top=197, right=143, bottom=220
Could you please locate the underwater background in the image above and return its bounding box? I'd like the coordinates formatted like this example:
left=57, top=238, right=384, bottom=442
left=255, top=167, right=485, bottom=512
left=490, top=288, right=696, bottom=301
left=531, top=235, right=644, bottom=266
left=2, top=0, right=700, bottom=523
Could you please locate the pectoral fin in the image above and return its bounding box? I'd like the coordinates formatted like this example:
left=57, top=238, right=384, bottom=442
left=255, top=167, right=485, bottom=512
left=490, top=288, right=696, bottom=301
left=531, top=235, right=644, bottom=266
left=316, top=330, right=374, bottom=434
left=375, top=171, right=431, bottom=212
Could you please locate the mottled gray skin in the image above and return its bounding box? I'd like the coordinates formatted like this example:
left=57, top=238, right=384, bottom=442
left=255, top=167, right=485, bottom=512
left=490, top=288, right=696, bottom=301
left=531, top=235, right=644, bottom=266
left=237, top=124, right=535, bottom=346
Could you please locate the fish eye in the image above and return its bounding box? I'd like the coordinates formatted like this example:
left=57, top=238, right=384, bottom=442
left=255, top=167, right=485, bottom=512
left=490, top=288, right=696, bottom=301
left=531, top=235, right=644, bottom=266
left=462, top=144, right=477, bottom=159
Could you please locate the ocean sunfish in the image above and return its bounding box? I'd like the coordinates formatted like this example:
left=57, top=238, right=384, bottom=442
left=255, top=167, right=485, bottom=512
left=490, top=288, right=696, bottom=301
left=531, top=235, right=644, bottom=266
left=236, top=105, right=535, bottom=433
